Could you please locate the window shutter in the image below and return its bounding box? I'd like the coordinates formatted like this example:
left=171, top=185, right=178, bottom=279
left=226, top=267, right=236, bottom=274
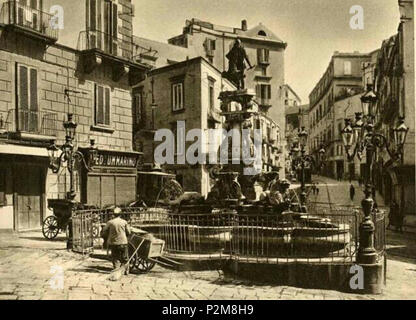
left=112, top=3, right=118, bottom=37
left=267, top=85, right=271, bottom=99
left=265, top=49, right=269, bottom=62
left=257, top=49, right=261, bottom=64
left=29, top=68, right=38, bottom=132
left=96, top=84, right=104, bottom=125
left=104, top=87, right=110, bottom=125
left=29, top=68, right=38, bottom=111
left=18, top=65, right=29, bottom=111
left=256, top=84, right=260, bottom=99
left=90, top=0, right=96, bottom=30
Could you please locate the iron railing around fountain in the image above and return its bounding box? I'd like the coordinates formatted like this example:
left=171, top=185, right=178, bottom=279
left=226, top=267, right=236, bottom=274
left=306, top=201, right=387, bottom=257
left=71, top=207, right=368, bottom=264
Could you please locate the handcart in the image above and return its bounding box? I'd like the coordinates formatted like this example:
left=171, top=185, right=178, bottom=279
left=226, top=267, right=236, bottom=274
left=127, top=228, right=181, bottom=273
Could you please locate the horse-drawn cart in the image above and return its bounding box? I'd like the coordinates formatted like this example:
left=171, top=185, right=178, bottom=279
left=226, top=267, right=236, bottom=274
left=42, top=199, right=76, bottom=239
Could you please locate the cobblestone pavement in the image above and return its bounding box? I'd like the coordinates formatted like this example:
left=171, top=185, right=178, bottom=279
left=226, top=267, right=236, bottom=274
left=308, top=175, right=386, bottom=208
left=0, top=230, right=415, bottom=300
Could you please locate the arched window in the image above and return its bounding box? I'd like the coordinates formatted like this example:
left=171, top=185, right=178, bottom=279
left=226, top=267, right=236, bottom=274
left=258, top=30, right=267, bottom=36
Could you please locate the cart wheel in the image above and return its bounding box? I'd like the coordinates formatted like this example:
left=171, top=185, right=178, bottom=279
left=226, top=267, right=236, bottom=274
left=42, top=216, right=59, bottom=240
left=135, top=257, right=156, bottom=273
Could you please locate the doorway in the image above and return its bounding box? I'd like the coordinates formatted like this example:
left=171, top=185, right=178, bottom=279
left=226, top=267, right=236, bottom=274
left=15, top=166, right=43, bottom=231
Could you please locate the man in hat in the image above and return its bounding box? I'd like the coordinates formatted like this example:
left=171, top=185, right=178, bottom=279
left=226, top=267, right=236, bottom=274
left=101, top=207, right=132, bottom=275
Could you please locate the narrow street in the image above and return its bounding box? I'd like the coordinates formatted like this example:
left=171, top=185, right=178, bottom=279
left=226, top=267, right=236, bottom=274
left=0, top=177, right=415, bottom=300
left=309, top=175, right=385, bottom=208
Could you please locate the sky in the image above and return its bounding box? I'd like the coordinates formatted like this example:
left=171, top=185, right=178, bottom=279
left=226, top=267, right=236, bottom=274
left=132, top=0, right=401, bottom=103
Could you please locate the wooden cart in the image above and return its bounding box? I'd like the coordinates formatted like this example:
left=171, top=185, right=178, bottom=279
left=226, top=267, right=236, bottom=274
left=127, top=229, right=180, bottom=273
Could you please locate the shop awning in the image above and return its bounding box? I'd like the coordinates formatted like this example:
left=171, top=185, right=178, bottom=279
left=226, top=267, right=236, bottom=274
left=0, top=144, right=49, bottom=157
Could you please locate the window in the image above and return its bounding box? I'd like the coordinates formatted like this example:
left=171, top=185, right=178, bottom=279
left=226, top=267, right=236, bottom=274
left=89, top=0, right=118, bottom=54
left=209, top=81, right=215, bottom=110
left=172, top=82, right=184, bottom=111
left=258, top=30, right=267, bottom=37
left=205, top=39, right=216, bottom=51
left=344, top=61, right=352, bottom=75
left=95, top=84, right=111, bottom=126
left=257, top=84, right=271, bottom=100
left=16, top=64, right=38, bottom=132
left=257, top=48, right=270, bottom=64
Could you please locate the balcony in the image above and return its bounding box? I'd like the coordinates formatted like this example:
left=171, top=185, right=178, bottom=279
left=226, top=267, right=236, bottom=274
left=0, top=1, right=58, bottom=43
left=77, top=30, right=149, bottom=84
left=0, top=109, right=58, bottom=144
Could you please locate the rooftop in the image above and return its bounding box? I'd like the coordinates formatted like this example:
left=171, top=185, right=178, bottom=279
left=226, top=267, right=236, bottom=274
left=170, top=18, right=287, bottom=47
left=133, top=36, right=198, bottom=68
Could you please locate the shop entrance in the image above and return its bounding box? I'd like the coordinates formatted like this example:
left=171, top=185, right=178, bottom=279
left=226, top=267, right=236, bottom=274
left=15, top=166, right=43, bottom=231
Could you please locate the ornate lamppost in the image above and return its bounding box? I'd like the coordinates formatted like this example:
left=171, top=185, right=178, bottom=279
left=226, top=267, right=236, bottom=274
left=318, top=145, right=326, bottom=175
left=291, top=127, right=315, bottom=211
left=341, top=85, right=409, bottom=264
left=46, top=113, right=97, bottom=248
left=47, top=113, right=97, bottom=200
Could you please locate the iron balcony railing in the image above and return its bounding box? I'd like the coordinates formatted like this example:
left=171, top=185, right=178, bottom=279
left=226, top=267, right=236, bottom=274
left=0, top=109, right=58, bottom=137
left=77, top=30, right=134, bottom=62
left=0, top=1, right=58, bottom=41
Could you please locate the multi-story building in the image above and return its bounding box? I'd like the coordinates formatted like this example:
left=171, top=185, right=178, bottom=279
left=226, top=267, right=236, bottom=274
left=0, top=0, right=148, bottom=231
left=308, top=52, right=371, bottom=177
left=167, top=18, right=287, bottom=177
left=327, top=94, right=363, bottom=180
left=283, top=84, right=303, bottom=174
left=372, top=0, right=414, bottom=229
left=133, top=37, right=282, bottom=196
left=132, top=56, right=233, bottom=196
left=281, top=84, right=301, bottom=108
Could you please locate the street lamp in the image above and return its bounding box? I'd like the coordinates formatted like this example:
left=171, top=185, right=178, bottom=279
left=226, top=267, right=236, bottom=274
left=341, top=86, right=409, bottom=265
left=47, top=113, right=95, bottom=200
left=360, top=84, right=377, bottom=118
left=393, top=117, right=409, bottom=155
left=290, top=128, right=315, bottom=212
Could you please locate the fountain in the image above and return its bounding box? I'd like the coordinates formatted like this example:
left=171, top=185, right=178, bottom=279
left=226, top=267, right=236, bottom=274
left=164, top=40, right=352, bottom=281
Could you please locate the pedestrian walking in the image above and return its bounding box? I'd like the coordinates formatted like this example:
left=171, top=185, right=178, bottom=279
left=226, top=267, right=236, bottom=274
left=349, top=184, right=355, bottom=201
left=101, top=207, right=132, bottom=275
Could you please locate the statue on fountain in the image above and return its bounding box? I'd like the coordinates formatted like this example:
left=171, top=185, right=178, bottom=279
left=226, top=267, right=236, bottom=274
left=223, top=38, right=254, bottom=90
left=259, top=175, right=292, bottom=213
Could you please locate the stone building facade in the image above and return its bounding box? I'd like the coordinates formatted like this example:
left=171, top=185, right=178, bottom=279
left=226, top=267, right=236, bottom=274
left=0, top=0, right=147, bottom=231
left=308, top=52, right=371, bottom=177
left=133, top=35, right=282, bottom=196
left=371, top=0, right=415, bottom=228
left=167, top=18, right=287, bottom=177
left=133, top=57, right=235, bottom=196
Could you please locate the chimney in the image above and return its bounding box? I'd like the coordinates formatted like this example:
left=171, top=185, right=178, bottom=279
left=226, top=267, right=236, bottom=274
left=241, top=20, right=247, bottom=31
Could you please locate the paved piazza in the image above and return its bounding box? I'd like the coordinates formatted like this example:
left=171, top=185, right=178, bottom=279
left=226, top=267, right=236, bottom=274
left=0, top=228, right=415, bottom=300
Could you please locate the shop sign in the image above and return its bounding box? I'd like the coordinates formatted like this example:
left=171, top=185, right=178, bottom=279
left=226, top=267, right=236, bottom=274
left=90, top=150, right=141, bottom=168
